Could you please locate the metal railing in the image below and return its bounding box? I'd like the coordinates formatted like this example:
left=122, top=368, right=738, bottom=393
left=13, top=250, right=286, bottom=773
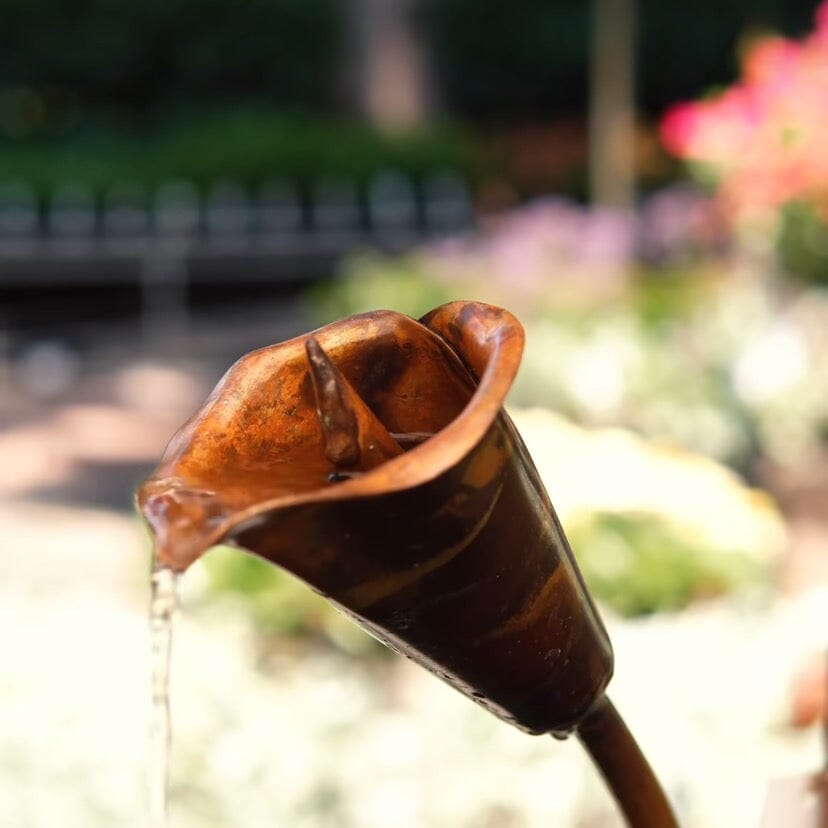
left=0, top=171, right=474, bottom=348
left=0, top=172, right=474, bottom=286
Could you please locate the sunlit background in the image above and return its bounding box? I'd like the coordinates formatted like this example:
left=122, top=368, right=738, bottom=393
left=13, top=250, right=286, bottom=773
left=1, top=1, right=826, bottom=826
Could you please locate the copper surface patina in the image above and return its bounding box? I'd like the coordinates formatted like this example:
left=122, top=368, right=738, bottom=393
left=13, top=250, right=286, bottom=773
left=138, top=301, right=679, bottom=827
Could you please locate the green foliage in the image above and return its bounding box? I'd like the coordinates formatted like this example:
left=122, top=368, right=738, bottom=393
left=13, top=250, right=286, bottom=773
left=0, top=0, right=817, bottom=132
left=201, top=513, right=766, bottom=638
left=426, top=0, right=815, bottom=116
left=0, top=109, right=480, bottom=193
left=201, top=545, right=380, bottom=652
left=636, top=0, right=815, bottom=112
left=632, top=269, right=710, bottom=329
left=777, top=201, right=828, bottom=286
left=308, top=252, right=457, bottom=324
left=568, top=511, right=766, bottom=617
left=203, top=546, right=324, bottom=635
left=0, top=0, right=339, bottom=115
left=425, top=0, right=589, bottom=117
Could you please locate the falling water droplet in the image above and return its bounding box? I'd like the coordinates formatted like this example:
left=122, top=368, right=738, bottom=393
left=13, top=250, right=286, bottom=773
left=149, top=561, right=179, bottom=828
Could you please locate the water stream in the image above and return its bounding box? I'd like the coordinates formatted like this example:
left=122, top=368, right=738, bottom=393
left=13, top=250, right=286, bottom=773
left=142, top=430, right=434, bottom=826
left=149, top=561, right=179, bottom=828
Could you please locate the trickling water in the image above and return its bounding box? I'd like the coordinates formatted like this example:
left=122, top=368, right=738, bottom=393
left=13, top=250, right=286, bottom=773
left=149, top=561, right=179, bottom=828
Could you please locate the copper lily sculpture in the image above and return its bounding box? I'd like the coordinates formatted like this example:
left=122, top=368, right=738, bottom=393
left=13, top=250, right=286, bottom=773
left=138, top=301, right=679, bottom=828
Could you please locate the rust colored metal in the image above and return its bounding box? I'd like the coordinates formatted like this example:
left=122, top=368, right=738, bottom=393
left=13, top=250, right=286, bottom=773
left=578, top=697, right=680, bottom=828
left=304, top=335, right=403, bottom=470
left=137, top=301, right=679, bottom=826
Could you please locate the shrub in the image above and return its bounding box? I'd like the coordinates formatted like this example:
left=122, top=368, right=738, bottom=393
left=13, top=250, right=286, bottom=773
left=0, top=109, right=481, bottom=193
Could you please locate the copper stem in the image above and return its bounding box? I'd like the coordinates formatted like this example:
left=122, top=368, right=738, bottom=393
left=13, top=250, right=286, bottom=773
left=577, top=695, right=679, bottom=828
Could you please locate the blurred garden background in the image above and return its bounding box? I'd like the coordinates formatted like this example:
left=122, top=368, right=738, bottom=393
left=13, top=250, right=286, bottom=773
left=1, top=1, right=826, bottom=826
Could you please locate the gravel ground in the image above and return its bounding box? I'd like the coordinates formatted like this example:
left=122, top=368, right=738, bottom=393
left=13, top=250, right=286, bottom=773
left=1, top=500, right=824, bottom=828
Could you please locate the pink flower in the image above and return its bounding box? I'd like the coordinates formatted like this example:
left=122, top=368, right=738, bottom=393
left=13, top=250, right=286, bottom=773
left=813, top=0, right=828, bottom=42
left=660, top=0, right=828, bottom=224
left=742, top=36, right=800, bottom=88
left=660, top=103, right=702, bottom=157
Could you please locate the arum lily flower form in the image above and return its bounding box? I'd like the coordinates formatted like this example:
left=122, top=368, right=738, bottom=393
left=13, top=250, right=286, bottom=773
left=138, top=301, right=678, bottom=827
